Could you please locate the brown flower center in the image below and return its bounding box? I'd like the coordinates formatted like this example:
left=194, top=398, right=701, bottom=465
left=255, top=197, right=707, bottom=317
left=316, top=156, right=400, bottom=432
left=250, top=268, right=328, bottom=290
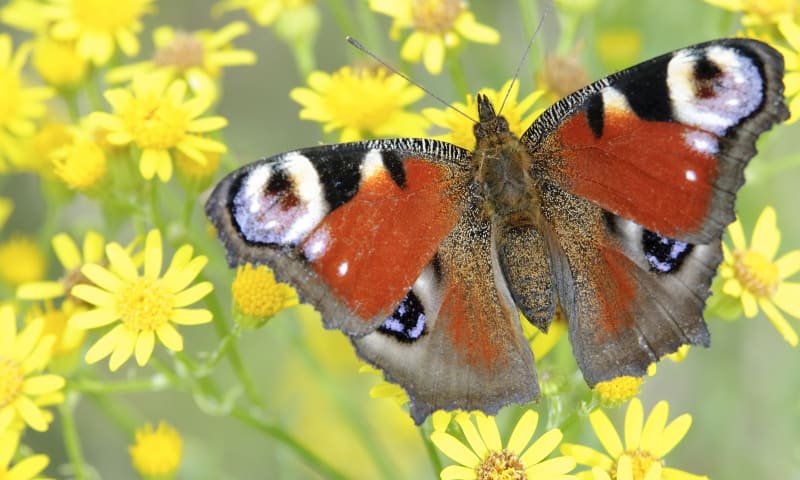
left=0, top=357, right=24, bottom=409
left=411, top=0, right=463, bottom=33
left=154, top=32, right=205, bottom=71
left=477, top=449, right=526, bottom=480
left=733, top=249, right=780, bottom=298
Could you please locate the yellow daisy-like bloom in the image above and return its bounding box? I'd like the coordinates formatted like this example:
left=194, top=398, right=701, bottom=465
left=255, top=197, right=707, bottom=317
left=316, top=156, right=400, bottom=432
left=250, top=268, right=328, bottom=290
left=51, top=134, right=107, bottom=191
left=593, top=377, right=644, bottom=407
left=231, top=263, right=298, bottom=328
left=18, top=230, right=105, bottom=302
left=561, top=398, right=707, bottom=480
left=0, top=236, right=46, bottom=287
left=44, top=0, right=154, bottom=66
left=90, top=73, right=228, bottom=182
left=69, top=229, right=214, bottom=371
left=213, top=0, right=314, bottom=26
left=719, top=206, right=800, bottom=346
left=290, top=65, right=430, bottom=142
left=702, top=0, right=797, bottom=27
left=369, top=0, right=500, bottom=75
left=431, top=410, right=576, bottom=480
left=0, top=305, right=66, bottom=434
left=32, top=35, right=88, bottom=89
left=0, top=34, right=54, bottom=171
left=775, top=18, right=800, bottom=123
left=423, top=80, right=546, bottom=150
left=0, top=430, right=50, bottom=480
left=129, top=421, right=183, bottom=478
left=28, top=301, right=86, bottom=361
left=107, top=22, right=256, bottom=99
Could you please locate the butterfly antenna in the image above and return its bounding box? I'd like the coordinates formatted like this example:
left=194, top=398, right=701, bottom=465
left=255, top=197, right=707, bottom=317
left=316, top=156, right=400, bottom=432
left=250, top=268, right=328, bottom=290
left=498, top=2, right=552, bottom=114
left=346, top=36, right=476, bottom=124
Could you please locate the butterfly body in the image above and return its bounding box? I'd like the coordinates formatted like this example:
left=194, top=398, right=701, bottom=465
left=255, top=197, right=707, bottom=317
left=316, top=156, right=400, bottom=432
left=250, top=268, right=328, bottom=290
left=206, top=39, right=788, bottom=423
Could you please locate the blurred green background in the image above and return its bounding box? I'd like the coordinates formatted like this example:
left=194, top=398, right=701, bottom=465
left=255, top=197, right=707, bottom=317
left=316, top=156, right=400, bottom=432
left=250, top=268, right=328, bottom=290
left=3, top=0, right=800, bottom=478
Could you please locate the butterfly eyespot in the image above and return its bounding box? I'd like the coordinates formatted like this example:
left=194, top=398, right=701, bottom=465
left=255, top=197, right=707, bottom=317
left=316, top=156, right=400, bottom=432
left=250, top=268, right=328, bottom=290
left=378, top=291, right=427, bottom=343
left=642, top=230, right=694, bottom=274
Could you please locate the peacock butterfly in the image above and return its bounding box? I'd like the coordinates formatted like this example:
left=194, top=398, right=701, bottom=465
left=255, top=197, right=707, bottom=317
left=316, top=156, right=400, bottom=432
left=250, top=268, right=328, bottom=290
left=206, top=38, right=788, bottom=424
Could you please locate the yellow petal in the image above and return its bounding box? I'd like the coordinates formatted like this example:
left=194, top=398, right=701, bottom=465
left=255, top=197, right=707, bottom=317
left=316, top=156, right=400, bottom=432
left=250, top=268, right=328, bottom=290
left=187, top=116, right=228, bottom=132
left=520, top=428, right=562, bottom=466
left=400, top=31, right=425, bottom=63
left=71, top=284, right=116, bottom=308
left=16, top=281, right=65, bottom=300
left=773, top=281, right=800, bottom=318
left=741, top=291, right=759, bottom=318
left=507, top=410, right=539, bottom=454
left=85, top=324, right=124, bottom=364
left=760, top=298, right=799, bottom=346
left=109, top=327, right=137, bottom=371
left=22, top=374, right=65, bottom=396
left=83, top=231, right=105, bottom=263
left=173, top=282, right=213, bottom=307
left=751, top=206, right=779, bottom=261
left=70, top=308, right=119, bottom=330
left=776, top=251, right=800, bottom=279
left=475, top=413, right=502, bottom=452
left=624, top=397, right=644, bottom=450
left=143, top=230, right=163, bottom=278
left=454, top=413, right=488, bottom=459
left=81, top=264, right=123, bottom=293
left=155, top=323, right=183, bottom=351
left=52, top=232, right=81, bottom=269
left=15, top=395, right=48, bottom=431
left=13, top=319, right=44, bottom=361
left=430, top=431, right=480, bottom=467
left=135, top=329, right=155, bottom=366
left=639, top=401, right=669, bottom=454
left=727, top=216, right=747, bottom=251
left=105, top=242, right=138, bottom=282
left=171, top=308, right=212, bottom=325
left=440, top=465, right=476, bottom=480
left=589, top=409, right=624, bottom=458
left=422, top=34, right=445, bottom=75
left=653, top=413, right=691, bottom=458
left=523, top=455, right=576, bottom=477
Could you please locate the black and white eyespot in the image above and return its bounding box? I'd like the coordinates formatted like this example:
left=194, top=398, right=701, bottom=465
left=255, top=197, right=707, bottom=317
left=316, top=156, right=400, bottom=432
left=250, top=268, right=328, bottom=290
left=233, top=152, right=329, bottom=247
left=667, top=45, right=764, bottom=135
left=642, top=229, right=694, bottom=274
left=378, top=291, right=427, bottom=343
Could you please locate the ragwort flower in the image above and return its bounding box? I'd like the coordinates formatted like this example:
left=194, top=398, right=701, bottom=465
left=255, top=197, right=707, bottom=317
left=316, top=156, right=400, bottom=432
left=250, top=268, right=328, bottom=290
left=561, top=398, right=707, bottom=480
left=775, top=18, right=800, bottom=123
left=0, top=430, right=50, bottom=480
left=369, top=0, right=500, bottom=75
left=70, top=229, right=213, bottom=371
left=290, top=65, right=429, bottom=142
left=231, top=263, right=298, bottom=328
left=0, top=34, right=54, bottom=171
left=91, top=73, right=228, bottom=182
left=44, top=0, right=154, bottom=65
left=719, top=206, right=800, bottom=346
left=702, top=0, right=796, bottom=27
left=0, top=306, right=65, bottom=434
left=431, top=410, right=576, bottom=479
left=107, top=22, right=256, bottom=99
left=0, top=236, right=46, bottom=287
left=129, top=421, right=183, bottom=479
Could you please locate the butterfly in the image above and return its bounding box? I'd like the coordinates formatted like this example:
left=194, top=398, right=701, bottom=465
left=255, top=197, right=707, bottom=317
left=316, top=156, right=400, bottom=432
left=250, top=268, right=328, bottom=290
left=206, top=39, right=788, bottom=424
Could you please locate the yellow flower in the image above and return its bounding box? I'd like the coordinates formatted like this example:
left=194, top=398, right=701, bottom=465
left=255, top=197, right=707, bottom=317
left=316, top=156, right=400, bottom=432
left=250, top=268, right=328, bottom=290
left=213, top=0, right=314, bottom=27
left=69, top=229, right=214, bottom=371
left=18, top=120, right=72, bottom=176
left=44, top=0, right=154, bottom=66
left=0, top=236, right=46, bottom=287
left=775, top=18, right=800, bottom=123
left=18, top=230, right=105, bottom=302
left=561, top=398, right=707, bottom=480
left=537, top=50, right=591, bottom=103
left=231, top=263, right=298, bottom=328
left=0, top=430, right=50, bottom=480
left=90, top=73, right=228, bottom=182
left=107, top=22, right=256, bottom=99
left=27, top=301, right=87, bottom=361
left=423, top=80, right=546, bottom=150
left=0, top=305, right=66, bottom=434
left=51, top=134, right=107, bottom=191
left=174, top=144, right=221, bottom=183
left=32, top=35, right=88, bottom=89
left=593, top=377, right=644, bottom=407
left=0, top=34, right=54, bottom=171
left=431, top=410, right=576, bottom=480
left=369, top=0, right=500, bottom=75
left=290, top=65, right=430, bottom=142
left=129, top=421, right=183, bottom=479
left=719, top=206, right=800, bottom=346
left=0, top=0, right=51, bottom=32
left=595, top=28, right=643, bottom=73
left=702, top=0, right=797, bottom=27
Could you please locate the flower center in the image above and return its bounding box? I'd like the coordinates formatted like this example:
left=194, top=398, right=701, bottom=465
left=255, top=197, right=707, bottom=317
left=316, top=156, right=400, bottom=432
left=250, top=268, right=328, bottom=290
left=121, top=94, right=190, bottom=150
left=117, top=277, right=173, bottom=332
left=154, top=32, right=205, bottom=72
left=72, top=0, right=148, bottom=31
left=326, top=68, right=402, bottom=132
left=0, top=357, right=24, bottom=409
left=477, top=449, right=526, bottom=480
left=232, top=264, right=287, bottom=319
left=733, top=249, right=780, bottom=298
left=614, top=451, right=663, bottom=480
left=594, top=376, right=644, bottom=405
left=411, top=0, right=463, bottom=33
left=0, top=69, right=22, bottom=128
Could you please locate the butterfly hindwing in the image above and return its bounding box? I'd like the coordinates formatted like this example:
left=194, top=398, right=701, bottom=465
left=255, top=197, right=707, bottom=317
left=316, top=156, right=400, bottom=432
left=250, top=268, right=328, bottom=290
left=205, top=139, right=471, bottom=335
left=352, top=188, right=537, bottom=423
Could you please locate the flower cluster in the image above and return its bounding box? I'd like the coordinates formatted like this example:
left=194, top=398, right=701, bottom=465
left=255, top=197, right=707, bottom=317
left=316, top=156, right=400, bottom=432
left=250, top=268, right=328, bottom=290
left=0, top=0, right=795, bottom=478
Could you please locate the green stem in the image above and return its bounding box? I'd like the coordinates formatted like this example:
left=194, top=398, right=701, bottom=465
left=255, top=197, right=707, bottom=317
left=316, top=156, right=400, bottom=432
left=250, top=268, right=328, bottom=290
left=59, top=391, right=87, bottom=480
left=230, top=406, right=350, bottom=480
left=70, top=376, right=173, bottom=394
left=418, top=426, right=443, bottom=477
left=446, top=54, right=470, bottom=100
